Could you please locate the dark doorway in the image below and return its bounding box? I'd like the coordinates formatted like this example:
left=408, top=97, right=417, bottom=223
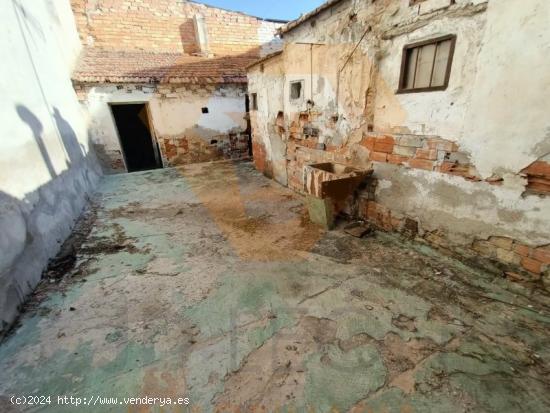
left=110, top=103, right=162, bottom=172
left=245, top=94, right=253, bottom=157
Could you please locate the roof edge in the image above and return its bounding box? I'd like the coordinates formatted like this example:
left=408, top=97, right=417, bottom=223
left=190, top=1, right=288, bottom=24
left=279, top=0, right=346, bottom=35
left=246, top=50, right=283, bottom=70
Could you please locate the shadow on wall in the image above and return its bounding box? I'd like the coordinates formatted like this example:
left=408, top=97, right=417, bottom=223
left=53, top=107, right=85, bottom=166
left=16, top=105, right=56, bottom=178
left=16, top=105, right=86, bottom=176
left=13, top=0, right=45, bottom=42
left=1, top=105, right=102, bottom=332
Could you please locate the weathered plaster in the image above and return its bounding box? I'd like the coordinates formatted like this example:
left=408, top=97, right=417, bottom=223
left=373, top=163, right=550, bottom=246
left=81, top=83, right=249, bottom=171
left=248, top=0, right=550, bottom=277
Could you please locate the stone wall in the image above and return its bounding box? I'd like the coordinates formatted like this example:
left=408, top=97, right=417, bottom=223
left=76, top=82, right=249, bottom=171
left=70, top=0, right=283, bottom=57
left=248, top=0, right=550, bottom=283
left=0, top=0, right=102, bottom=331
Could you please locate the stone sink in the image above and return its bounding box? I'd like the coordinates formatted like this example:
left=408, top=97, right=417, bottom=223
left=304, top=162, right=373, bottom=229
left=304, top=162, right=372, bottom=200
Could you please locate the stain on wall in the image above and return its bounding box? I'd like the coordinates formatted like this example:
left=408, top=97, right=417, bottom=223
left=248, top=0, right=550, bottom=281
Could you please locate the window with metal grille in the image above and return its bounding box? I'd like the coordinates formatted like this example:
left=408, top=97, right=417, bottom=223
left=398, top=35, right=456, bottom=93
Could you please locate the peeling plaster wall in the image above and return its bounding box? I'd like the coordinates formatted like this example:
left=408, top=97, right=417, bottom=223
left=248, top=0, right=550, bottom=279
left=80, top=83, right=249, bottom=171
left=248, top=54, right=287, bottom=185
left=0, top=0, right=102, bottom=330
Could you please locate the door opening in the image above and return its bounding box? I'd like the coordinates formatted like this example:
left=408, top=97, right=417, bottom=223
left=245, top=94, right=253, bottom=157
left=110, top=103, right=162, bottom=172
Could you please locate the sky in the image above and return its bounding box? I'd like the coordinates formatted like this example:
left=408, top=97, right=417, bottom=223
left=197, top=0, right=327, bottom=21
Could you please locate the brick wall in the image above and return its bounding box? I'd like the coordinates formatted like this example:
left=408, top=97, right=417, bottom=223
left=275, top=121, right=548, bottom=282
left=71, top=0, right=282, bottom=56
left=160, top=133, right=250, bottom=166
left=521, top=161, right=550, bottom=195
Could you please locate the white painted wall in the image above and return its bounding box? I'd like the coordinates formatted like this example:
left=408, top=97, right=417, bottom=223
left=0, top=0, right=101, bottom=330
left=463, top=0, right=550, bottom=177
left=258, top=20, right=284, bottom=56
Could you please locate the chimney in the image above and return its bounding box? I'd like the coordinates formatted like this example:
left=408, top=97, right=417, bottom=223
left=193, top=14, right=211, bottom=57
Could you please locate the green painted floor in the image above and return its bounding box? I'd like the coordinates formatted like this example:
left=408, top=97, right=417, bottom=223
left=1, top=161, right=549, bottom=413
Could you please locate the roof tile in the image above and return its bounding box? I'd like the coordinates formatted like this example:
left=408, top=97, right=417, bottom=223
left=72, top=48, right=257, bottom=84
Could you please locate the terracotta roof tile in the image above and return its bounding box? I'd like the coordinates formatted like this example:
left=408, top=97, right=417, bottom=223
left=246, top=50, right=283, bottom=70
left=72, top=48, right=257, bottom=84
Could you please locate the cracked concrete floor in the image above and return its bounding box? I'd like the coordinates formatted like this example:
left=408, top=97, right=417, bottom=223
left=1, top=160, right=549, bottom=413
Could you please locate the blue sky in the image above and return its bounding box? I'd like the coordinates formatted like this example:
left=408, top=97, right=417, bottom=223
left=198, top=0, right=327, bottom=21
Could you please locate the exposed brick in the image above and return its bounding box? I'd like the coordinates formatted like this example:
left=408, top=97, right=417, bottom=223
left=522, top=161, right=550, bottom=177
left=372, top=136, right=395, bottom=154
left=513, top=243, right=532, bottom=257
left=370, top=152, right=388, bottom=163
left=360, top=136, right=376, bottom=151
left=70, top=0, right=280, bottom=57
left=387, top=154, right=409, bottom=165
left=415, top=148, right=437, bottom=160
left=408, top=158, right=435, bottom=171
left=521, top=257, right=543, bottom=274
left=532, top=246, right=550, bottom=264
left=373, top=142, right=394, bottom=154
left=437, top=161, right=456, bottom=173
left=427, top=138, right=454, bottom=151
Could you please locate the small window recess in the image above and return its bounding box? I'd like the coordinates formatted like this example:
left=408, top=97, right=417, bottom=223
left=201, top=107, right=209, bottom=114
left=397, top=34, right=456, bottom=94
left=290, top=80, right=304, bottom=101
left=250, top=93, right=258, bottom=111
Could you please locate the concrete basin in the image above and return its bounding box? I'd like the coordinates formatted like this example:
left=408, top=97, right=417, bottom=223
left=304, top=162, right=372, bottom=200
left=304, top=162, right=372, bottom=229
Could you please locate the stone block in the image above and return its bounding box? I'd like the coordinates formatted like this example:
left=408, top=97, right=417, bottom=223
left=393, top=145, right=417, bottom=157
left=488, top=236, right=514, bottom=250
left=397, top=135, right=424, bottom=148
left=448, top=152, right=471, bottom=164
left=472, top=240, right=496, bottom=258
left=496, top=248, right=521, bottom=265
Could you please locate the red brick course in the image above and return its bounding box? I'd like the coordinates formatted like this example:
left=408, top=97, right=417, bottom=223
left=521, top=161, right=550, bottom=195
